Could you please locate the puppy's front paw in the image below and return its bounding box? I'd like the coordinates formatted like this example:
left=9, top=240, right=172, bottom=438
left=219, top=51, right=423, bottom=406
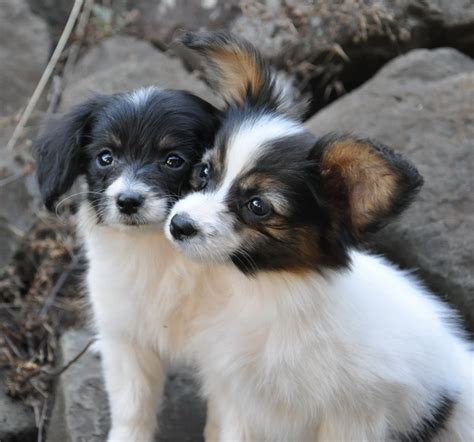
left=107, top=425, right=155, bottom=442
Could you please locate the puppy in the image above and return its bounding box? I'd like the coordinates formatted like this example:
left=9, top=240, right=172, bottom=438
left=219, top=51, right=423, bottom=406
left=35, top=86, right=220, bottom=441
left=165, top=32, right=474, bottom=441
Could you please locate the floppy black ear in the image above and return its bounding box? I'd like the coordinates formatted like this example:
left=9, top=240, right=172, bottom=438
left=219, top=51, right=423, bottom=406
left=313, top=136, right=423, bottom=238
left=34, top=97, right=103, bottom=211
left=177, top=31, right=307, bottom=119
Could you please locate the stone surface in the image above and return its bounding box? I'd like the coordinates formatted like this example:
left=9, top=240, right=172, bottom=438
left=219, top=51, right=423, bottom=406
left=0, top=175, right=39, bottom=270
left=46, top=328, right=206, bottom=441
left=306, top=48, right=474, bottom=332
left=230, top=0, right=474, bottom=112
left=133, top=0, right=240, bottom=46
left=0, top=2, right=48, bottom=435
left=26, top=0, right=73, bottom=35
left=123, top=0, right=474, bottom=112
left=0, top=370, right=36, bottom=442
left=61, top=35, right=219, bottom=109
left=0, top=150, right=41, bottom=272
left=0, top=0, right=51, bottom=117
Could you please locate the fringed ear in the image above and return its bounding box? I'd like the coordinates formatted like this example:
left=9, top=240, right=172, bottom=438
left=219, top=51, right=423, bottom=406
left=34, top=96, right=105, bottom=211
left=178, top=31, right=307, bottom=119
left=314, top=136, right=423, bottom=238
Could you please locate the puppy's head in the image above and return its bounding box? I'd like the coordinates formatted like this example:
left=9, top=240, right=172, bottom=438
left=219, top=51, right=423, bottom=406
left=165, top=32, right=423, bottom=275
left=35, top=87, right=220, bottom=228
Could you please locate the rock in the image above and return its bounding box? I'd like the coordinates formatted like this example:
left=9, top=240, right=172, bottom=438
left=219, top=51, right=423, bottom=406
left=230, top=0, right=474, bottom=112
left=0, top=370, right=36, bottom=442
left=26, top=0, right=73, bottom=36
left=0, top=0, right=51, bottom=117
left=47, top=328, right=206, bottom=441
left=61, top=35, right=219, bottom=109
left=0, top=158, right=40, bottom=272
left=305, top=48, right=474, bottom=332
left=122, top=0, right=473, bottom=113
left=46, top=328, right=109, bottom=442
left=132, top=0, right=241, bottom=46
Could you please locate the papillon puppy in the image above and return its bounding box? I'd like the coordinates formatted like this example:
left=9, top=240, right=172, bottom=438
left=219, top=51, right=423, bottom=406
left=165, top=32, right=474, bottom=441
left=35, top=87, right=221, bottom=441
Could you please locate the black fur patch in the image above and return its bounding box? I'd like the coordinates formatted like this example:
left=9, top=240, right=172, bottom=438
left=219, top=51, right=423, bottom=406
left=396, top=395, right=455, bottom=442
left=34, top=89, right=220, bottom=219
left=225, top=132, right=351, bottom=275
left=199, top=120, right=422, bottom=275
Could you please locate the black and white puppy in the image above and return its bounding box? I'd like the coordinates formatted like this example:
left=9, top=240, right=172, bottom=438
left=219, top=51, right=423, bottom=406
left=164, top=32, right=474, bottom=441
left=35, top=86, right=220, bottom=441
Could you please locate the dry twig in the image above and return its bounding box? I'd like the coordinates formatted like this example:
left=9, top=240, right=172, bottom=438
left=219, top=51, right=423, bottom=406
left=6, top=0, right=85, bottom=150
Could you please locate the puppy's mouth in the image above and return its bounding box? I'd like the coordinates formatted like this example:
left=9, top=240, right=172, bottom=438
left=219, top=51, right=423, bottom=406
left=115, top=212, right=166, bottom=228
left=120, top=216, right=149, bottom=227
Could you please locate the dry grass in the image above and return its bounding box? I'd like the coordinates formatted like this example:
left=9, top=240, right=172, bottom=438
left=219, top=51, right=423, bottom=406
left=0, top=206, right=85, bottom=432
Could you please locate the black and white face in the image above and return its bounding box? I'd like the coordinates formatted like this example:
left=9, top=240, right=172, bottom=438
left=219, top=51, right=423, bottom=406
left=165, top=110, right=422, bottom=275
left=164, top=31, right=423, bottom=275
left=35, top=87, right=220, bottom=228
left=165, top=111, right=348, bottom=274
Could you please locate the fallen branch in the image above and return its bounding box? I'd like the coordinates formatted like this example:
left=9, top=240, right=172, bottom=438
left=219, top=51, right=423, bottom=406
left=39, top=253, right=81, bottom=318
left=43, top=339, right=94, bottom=378
left=6, top=0, right=85, bottom=151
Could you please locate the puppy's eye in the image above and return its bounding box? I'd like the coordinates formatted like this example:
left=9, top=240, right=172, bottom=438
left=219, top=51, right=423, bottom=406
left=97, top=149, right=113, bottom=167
left=165, top=154, right=185, bottom=169
left=247, top=197, right=271, bottom=217
left=191, top=162, right=210, bottom=190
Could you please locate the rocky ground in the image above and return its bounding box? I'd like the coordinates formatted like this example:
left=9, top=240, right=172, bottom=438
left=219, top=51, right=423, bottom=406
left=0, top=0, right=472, bottom=441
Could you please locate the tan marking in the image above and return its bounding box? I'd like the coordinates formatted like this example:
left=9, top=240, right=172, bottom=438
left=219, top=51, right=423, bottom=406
left=322, top=140, right=397, bottom=235
left=206, top=45, right=264, bottom=104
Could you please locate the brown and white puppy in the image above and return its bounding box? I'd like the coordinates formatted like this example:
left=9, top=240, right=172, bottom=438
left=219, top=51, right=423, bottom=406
left=164, top=32, right=474, bottom=441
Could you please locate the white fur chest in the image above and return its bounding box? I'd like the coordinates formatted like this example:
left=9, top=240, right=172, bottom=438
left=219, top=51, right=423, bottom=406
left=79, top=206, right=201, bottom=360
left=191, top=252, right=473, bottom=439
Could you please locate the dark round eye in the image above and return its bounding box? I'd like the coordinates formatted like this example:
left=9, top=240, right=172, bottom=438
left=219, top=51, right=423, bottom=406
left=191, top=162, right=210, bottom=190
left=247, top=197, right=271, bottom=217
left=165, top=154, right=185, bottom=169
left=198, top=163, right=209, bottom=179
left=97, top=149, right=113, bottom=167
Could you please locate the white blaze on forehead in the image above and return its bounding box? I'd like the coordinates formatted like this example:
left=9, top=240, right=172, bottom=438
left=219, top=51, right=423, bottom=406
left=222, top=114, right=303, bottom=191
left=105, top=171, right=168, bottom=225
left=126, top=86, right=159, bottom=108
left=106, top=172, right=153, bottom=198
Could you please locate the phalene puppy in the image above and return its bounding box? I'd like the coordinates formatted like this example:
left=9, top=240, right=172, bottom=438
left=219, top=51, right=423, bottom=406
left=164, top=32, right=473, bottom=441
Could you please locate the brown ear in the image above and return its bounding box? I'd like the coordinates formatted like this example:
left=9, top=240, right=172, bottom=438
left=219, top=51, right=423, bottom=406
left=317, top=137, right=423, bottom=237
left=177, top=31, right=306, bottom=118
left=178, top=31, right=266, bottom=105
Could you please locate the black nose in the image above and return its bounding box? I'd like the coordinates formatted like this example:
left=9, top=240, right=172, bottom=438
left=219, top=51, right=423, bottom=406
left=116, top=192, right=144, bottom=215
left=170, top=214, right=197, bottom=240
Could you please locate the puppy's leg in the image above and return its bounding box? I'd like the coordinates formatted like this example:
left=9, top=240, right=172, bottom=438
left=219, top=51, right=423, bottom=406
left=101, top=337, right=165, bottom=442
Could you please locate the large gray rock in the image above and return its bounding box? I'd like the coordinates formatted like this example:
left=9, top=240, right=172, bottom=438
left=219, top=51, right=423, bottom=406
left=26, top=0, right=73, bottom=35
left=0, top=171, right=40, bottom=270
left=306, top=48, right=474, bottom=332
left=0, top=0, right=50, bottom=117
left=61, top=35, right=219, bottom=109
left=133, top=0, right=240, bottom=46
left=127, top=0, right=473, bottom=112
left=47, top=328, right=206, bottom=441
left=231, top=0, right=474, bottom=111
